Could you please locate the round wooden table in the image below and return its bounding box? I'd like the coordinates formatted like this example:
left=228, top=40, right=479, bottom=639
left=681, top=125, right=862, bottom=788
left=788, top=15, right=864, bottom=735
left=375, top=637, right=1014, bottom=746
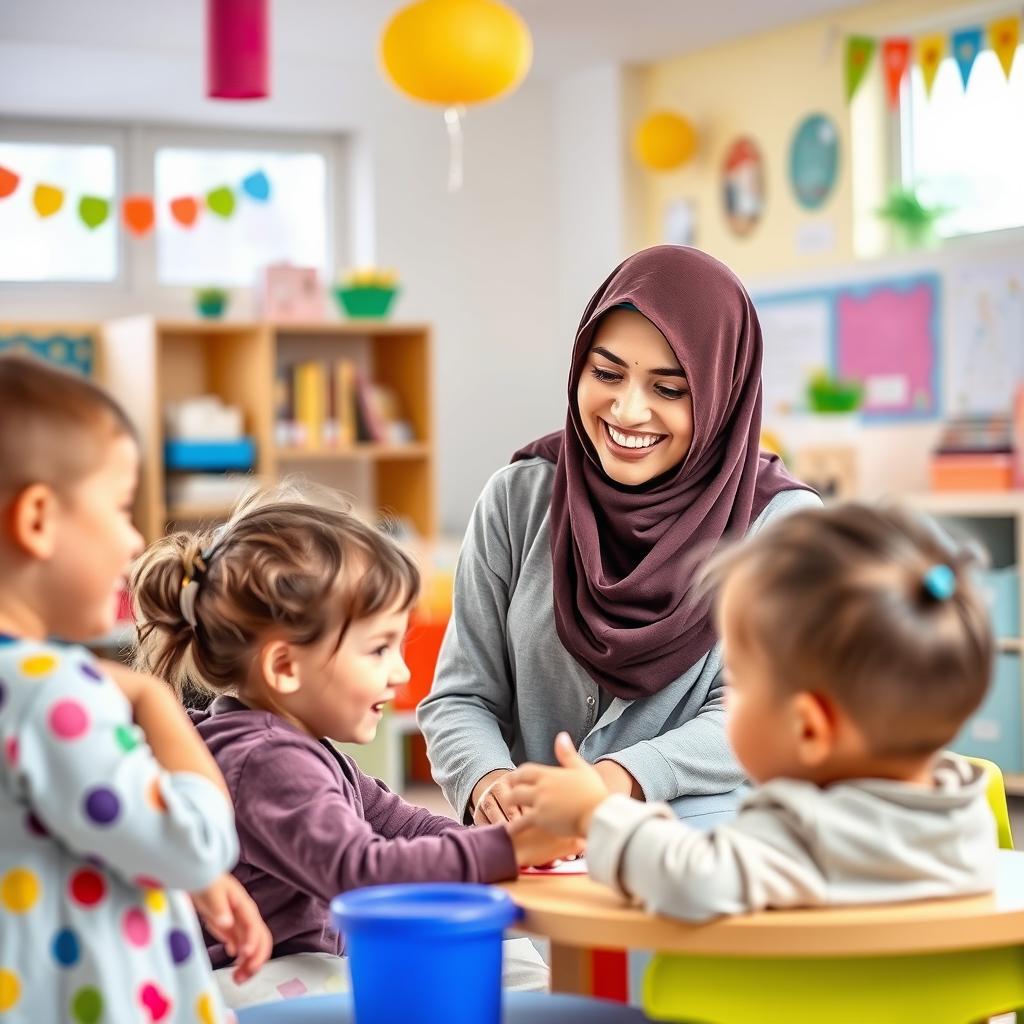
left=501, top=851, right=1024, bottom=1022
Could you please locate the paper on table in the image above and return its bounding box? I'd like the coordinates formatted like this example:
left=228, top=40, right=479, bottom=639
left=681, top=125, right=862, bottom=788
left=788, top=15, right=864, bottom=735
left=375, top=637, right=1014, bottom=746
left=520, top=858, right=588, bottom=876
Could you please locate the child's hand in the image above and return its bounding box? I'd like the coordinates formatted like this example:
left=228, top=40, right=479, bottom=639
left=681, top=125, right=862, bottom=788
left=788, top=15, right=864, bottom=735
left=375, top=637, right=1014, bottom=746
left=507, top=732, right=611, bottom=837
left=506, top=821, right=585, bottom=868
left=192, top=874, right=273, bottom=984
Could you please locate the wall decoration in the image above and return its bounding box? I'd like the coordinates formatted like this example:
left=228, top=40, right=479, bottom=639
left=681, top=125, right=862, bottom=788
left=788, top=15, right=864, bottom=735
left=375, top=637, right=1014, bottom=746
left=0, top=166, right=19, bottom=199
left=33, top=184, right=64, bottom=218
left=634, top=112, right=697, bottom=172
left=845, top=36, right=876, bottom=101
left=952, top=27, right=983, bottom=88
left=123, top=196, right=155, bottom=237
left=207, top=0, right=269, bottom=100
left=917, top=35, right=946, bottom=97
left=379, top=0, right=533, bottom=191
left=881, top=37, right=911, bottom=108
left=754, top=273, right=941, bottom=422
left=788, top=113, right=839, bottom=210
left=170, top=196, right=201, bottom=228
left=78, top=196, right=110, bottom=230
left=663, top=199, right=696, bottom=246
left=721, top=137, right=764, bottom=238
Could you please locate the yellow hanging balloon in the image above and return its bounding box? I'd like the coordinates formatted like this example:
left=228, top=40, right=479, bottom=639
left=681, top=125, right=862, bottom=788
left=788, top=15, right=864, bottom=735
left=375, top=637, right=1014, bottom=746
left=380, top=0, right=533, bottom=106
left=33, top=184, right=65, bottom=218
left=634, top=112, right=698, bottom=172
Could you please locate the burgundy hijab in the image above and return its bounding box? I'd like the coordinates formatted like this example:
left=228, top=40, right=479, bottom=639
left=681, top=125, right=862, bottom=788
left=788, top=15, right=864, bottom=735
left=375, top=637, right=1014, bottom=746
left=513, top=245, right=811, bottom=700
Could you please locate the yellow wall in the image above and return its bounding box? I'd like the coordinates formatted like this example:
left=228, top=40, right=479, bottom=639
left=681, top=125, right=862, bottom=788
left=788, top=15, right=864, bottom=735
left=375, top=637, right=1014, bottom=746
left=639, top=0, right=973, bottom=279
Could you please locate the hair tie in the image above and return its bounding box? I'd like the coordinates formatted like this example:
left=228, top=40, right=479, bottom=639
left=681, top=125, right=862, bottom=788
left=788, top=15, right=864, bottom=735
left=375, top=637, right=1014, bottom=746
left=178, top=526, right=229, bottom=628
left=922, top=564, right=957, bottom=601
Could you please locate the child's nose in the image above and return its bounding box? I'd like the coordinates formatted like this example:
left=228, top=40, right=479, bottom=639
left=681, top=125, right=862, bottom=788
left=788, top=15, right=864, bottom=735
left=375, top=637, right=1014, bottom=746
left=392, top=655, right=412, bottom=685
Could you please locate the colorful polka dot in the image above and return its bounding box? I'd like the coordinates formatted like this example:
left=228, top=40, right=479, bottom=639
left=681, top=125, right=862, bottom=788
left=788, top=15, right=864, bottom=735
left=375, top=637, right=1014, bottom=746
left=196, top=992, right=216, bottom=1024
left=115, top=723, right=139, bottom=752
left=4, top=736, right=17, bottom=767
left=147, top=776, right=168, bottom=812
left=48, top=699, right=89, bottom=740
left=139, top=981, right=172, bottom=1021
left=143, top=888, right=167, bottom=913
left=24, top=811, right=48, bottom=838
left=0, top=968, right=20, bottom=1012
left=79, top=662, right=103, bottom=683
left=52, top=928, right=80, bottom=967
left=1, top=867, right=40, bottom=913
left=168, top=928, right=192, bottom=965
left=69, top=868, right=105, bottom=908
left=20, top=654, right=58, bottom=678
left=122, top=907, right=151, bottom=948
left=84, top=786, right=121, bottom=826
left=70, top=986, right=103, bottom=1024
left=135, top=874, right=164, bottom=891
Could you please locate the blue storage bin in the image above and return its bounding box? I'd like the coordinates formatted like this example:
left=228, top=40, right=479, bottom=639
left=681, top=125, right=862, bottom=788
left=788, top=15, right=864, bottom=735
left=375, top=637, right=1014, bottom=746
left=164, top=438, right=255, bottom=472
left=953, top=654, right=1022, bottom=773
left=974, top=567, right=1021, bottom=638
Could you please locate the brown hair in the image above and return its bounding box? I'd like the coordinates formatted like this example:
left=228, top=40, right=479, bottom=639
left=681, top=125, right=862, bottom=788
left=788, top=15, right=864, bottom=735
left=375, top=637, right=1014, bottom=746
left=0, top=353, right=136, bottom=499
left=705, top=503, right=994, bottom=757
left=131, top=484, right=420, bottom=701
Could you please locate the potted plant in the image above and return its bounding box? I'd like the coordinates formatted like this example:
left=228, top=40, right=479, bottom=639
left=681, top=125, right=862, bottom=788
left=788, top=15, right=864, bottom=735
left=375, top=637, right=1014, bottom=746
left=333, top=268, right=400, bottom=319
left=876, top=186, right=950, bottom=249
left=807, top=370, right=863, bottom=414
left=195, top=287, right=229, bottom=319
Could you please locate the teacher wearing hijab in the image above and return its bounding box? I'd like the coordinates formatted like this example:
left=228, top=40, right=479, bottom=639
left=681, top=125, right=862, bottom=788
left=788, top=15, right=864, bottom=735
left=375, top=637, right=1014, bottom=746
left=419, top=245, right=819, bottom=827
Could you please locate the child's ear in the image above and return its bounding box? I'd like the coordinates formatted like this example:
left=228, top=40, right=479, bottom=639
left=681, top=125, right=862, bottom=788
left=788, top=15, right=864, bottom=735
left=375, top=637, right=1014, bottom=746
left=8, top=483, right=60, bottom=560
left=792, top=691, right=836, bottom=767
left=259, top=639, right=303, bottom=696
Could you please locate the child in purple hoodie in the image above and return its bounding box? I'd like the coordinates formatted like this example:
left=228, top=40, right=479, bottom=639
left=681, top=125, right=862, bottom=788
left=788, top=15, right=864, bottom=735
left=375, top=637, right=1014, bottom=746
left=130, top=486, right=571, bottom=1008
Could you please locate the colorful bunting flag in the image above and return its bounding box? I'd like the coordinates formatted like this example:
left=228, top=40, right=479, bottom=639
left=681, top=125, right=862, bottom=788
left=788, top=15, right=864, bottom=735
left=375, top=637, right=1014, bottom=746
left=0, top=166, right=19, bottom=200
left=78, top=196, right=110, bottom=230
left=206, top=186, right=236, bottom=219
left=241, top=170, right=270, bottom=202
left=916, top=34, right=946, bottom=97
left=989, top=16, right=1020, bottom=80
left=951, top=26, right=984, bottom=90
left=882, top=38, right=912, bottom=108
left=845, top=35, right=876, bottom=101
left=33, top=184, right=64, bottom=218
left=123, top=196, right=155, bottom=236
left=169, top=196, right=201, bottom=228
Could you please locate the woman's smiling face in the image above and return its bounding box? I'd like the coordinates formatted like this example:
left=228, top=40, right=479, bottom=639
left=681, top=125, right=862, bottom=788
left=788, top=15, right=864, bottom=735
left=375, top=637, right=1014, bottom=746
left=576, top=308, right=694, bottom=486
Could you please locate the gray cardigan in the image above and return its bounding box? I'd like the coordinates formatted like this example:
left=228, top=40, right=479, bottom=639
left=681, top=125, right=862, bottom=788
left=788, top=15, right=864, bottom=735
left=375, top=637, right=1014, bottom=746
left=418, top=457, right=821, bottom=820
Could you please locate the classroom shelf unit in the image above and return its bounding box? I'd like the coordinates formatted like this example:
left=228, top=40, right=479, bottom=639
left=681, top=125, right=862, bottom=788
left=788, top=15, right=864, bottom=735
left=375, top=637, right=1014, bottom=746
left=906, top=491, right=1024, bottom=794
left=102, top=317, right=435, bottom=542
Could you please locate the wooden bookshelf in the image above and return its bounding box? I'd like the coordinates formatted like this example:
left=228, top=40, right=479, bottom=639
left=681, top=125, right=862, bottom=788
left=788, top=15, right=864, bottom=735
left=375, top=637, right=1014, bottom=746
left=102, top=317, right=435, bottom=541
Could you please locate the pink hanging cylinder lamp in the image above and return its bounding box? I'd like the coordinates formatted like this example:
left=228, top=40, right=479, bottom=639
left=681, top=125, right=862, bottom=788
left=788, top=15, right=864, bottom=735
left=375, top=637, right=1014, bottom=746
left=207, top=0, right=269, bottom=100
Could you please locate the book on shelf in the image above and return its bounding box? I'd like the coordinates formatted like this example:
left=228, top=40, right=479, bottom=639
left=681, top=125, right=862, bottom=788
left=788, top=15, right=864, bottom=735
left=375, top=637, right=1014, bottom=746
left=276, top=359, right=415, bottom=450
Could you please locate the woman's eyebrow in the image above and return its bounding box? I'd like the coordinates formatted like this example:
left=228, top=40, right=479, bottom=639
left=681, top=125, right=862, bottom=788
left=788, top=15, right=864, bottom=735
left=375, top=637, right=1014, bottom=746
left=592, top=346, right=687, bottom=379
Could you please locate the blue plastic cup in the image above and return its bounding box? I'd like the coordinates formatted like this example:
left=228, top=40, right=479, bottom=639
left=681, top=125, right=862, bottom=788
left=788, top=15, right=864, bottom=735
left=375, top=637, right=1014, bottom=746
left=331, top=883, right=522, bottom=1024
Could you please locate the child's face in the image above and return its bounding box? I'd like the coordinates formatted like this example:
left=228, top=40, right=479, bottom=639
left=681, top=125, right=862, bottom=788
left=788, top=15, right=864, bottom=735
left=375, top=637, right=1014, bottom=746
left=576, top=309, right=693, bottom=487
left=720, top=577, right=805, bottom=785
left=299, top=602, right=412, bottom=744
left=47, top=433, right=144, bottom=642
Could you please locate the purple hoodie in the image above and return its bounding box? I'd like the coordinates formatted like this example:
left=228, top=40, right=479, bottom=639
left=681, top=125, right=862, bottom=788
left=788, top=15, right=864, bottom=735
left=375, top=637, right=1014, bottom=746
left=190, top=696, right=517, bottom=966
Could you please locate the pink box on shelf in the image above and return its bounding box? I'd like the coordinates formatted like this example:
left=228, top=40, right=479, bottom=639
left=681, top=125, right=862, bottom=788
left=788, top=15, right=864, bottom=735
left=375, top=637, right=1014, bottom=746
left=259, top=263, right=325, bottom=322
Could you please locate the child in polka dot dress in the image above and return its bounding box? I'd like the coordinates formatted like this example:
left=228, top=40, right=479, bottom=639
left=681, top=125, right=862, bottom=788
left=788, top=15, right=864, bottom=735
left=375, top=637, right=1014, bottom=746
left=0, top=356, right=271, bottom=1023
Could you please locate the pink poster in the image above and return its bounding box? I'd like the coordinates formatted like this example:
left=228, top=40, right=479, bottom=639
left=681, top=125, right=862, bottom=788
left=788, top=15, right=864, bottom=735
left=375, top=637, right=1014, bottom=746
left=835, top=278, right=939, bottom=419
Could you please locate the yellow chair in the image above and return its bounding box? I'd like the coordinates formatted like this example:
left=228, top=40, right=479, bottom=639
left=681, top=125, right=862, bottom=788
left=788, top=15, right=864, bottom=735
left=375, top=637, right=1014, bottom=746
left=643, top=757, right=1017, bottom=1023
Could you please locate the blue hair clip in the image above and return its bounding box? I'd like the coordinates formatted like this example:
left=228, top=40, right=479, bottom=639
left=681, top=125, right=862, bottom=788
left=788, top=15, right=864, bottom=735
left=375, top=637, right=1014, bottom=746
left=923, top=564, right=957, bottom=601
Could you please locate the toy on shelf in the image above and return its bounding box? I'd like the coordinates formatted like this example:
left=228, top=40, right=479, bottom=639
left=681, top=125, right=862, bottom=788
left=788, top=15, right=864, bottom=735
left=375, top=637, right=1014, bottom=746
left=260, top=263, right=325, bottom=322
left=195, top=287, right=229, bottom=319
left=333, top=267, right=400, bottom=319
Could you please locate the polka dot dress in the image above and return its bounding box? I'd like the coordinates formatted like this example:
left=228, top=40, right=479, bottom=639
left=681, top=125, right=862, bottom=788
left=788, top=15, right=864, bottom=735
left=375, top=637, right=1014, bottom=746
left=0, top=640, right=239, bottom=1022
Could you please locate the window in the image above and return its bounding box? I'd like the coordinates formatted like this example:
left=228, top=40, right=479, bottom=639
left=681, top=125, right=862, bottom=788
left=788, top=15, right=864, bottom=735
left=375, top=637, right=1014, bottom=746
left=154, top=147, right=329, bottom=287
left=901, top=45, right=1024, bottom=237
left=0, top=140, right=118, bottom=282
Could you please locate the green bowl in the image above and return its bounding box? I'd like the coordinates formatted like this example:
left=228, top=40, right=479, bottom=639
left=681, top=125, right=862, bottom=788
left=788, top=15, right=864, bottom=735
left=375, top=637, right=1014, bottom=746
left=808, top=379, right=863, bottom=413
left=334, top=285, right=398, bottom=319
left=196, top=295, right=228, bottom=319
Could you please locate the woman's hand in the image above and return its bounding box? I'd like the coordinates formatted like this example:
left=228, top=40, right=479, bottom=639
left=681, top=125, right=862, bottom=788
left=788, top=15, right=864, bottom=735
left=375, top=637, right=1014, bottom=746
left=507, top=732, right=612, bottom=837
left=193, top=874, right=273, bottom=984
left=471, top=769, right=520, bottom=825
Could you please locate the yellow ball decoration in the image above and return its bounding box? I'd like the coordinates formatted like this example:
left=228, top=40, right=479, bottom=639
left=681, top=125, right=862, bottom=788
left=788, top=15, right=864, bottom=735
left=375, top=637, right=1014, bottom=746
left=634, top=112, right=698, bottom=172
left=380, top=0, right=533, bottom=106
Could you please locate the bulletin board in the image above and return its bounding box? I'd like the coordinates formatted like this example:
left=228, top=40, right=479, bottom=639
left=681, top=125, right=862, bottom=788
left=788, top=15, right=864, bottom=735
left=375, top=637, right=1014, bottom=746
left=754, top=273, right=941, bottom=423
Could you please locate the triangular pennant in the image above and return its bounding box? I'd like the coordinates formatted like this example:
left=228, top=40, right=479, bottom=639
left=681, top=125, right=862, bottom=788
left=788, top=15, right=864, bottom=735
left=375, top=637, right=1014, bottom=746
left=169, top=196, right=201, bottom=228
left=123, top=195, right=155, bottom=236
left=845, top=36, right=877, bottom=102
left=206, top=186, right=236, bottom=218
left=78, top=196, right=110, bottom=230
left=988, top=16, right=1020, bottom=81
left=0, top=166, right=19, bottom=200
left=241, top=170, right=270, bottom=202
left=917, top=34, right=946, bottom=97
left=33, top=184, right=64, bottom=218
left=882, top=37, right=912, bottom=108
left=951, top=26, right=983, bottom=90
